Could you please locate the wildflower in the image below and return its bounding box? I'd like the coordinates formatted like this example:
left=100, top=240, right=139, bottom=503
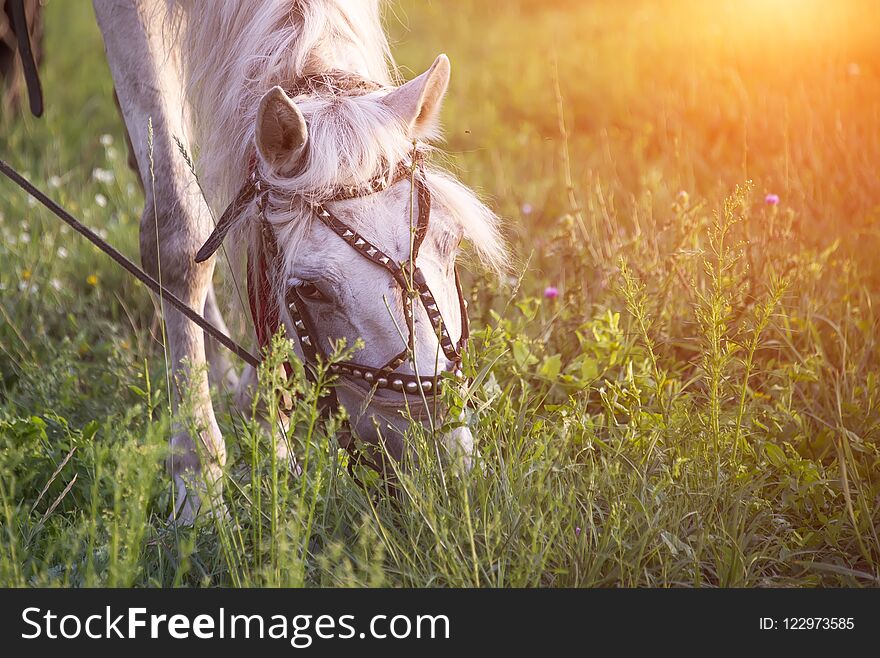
left=86, top=274, right=99, bottom=286
left=50, top=278, right=62, bottom=291
left=575, top=527, right=582, bottom=537
left=21, top=269, right=31, bottom=281
left=100, top=134, right=114, bottom=147
left=543, top=286, right=559, bottom=300
left=94, top=193, right=108, bottom=208
left=20, top=232, right=30, bottom=243
left=675, top=190, right=689, bottom=209
left=765, top=193, right=780, bottom=206
left=56, top=246, right=68, bottom=259
left=48, top=175, right=62, bottom=188
left=92, top=168, right=115, bottom=184
left=521, top=203, right=533, bottom=215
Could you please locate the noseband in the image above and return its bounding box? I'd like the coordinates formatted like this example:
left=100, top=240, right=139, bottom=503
left=197, top=150, right=470, bottom=400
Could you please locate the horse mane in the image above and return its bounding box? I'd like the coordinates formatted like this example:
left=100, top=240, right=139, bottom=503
left=170, top=0, right=506, bottom=274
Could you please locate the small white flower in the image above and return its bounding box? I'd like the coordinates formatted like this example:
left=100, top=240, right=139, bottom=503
left=51, top=278, right=62, bottom=291
left=100, top=134, right=114, bottom=147
left=49, top=175, right=62, bottom=188
left=95, top=193, right=108, bottom=208
left=92, top=168, right=115, bottom=184
left=27, top=196, right=37, bottom=208
left=57, top=246, right=68, bottom=259
left=96, top=228, right=108, bottom=240
left=20, top=232, right=30, bottom=243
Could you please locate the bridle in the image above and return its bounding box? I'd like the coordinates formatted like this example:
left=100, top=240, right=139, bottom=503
left=284, top=159, right=469, bottom=393
left=195, top=138, right=473, bottom=480
left=193, top=74, right=476, bottom=479
left=197, top=147, right=470, bottom=404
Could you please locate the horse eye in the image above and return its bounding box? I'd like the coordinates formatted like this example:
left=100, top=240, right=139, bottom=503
left=298, top=282, right=327, bottom=302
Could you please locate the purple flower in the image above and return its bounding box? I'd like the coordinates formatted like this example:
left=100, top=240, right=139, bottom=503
left=765, top=193, right=780, bottom=206
left=521, top=203, right=534, bottom=215
left=575, top=527, right=582, bottom=537
left=543, top=286, right=559, bottom=300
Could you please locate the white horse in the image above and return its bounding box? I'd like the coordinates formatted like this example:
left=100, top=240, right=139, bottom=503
left=92, top=0, right=505, bottom=522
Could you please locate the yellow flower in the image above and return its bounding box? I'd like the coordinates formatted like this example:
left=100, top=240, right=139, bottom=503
left=21, top=269, right=31, bottom=281
left=87, top=274, right=99, bottom=286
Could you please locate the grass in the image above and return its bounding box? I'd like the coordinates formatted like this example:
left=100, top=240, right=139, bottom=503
left=1, top=0, right=879, bottom=587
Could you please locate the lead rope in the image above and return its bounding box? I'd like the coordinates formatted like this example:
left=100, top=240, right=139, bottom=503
left=0, top=159, right=260, bottom=367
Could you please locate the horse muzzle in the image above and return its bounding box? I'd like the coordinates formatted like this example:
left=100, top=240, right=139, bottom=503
left=335, top=376, right=475, bottom=470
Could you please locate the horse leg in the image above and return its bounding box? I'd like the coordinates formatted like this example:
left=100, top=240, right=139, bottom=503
left=94, top=0, right=224, bottom=522
left=116, top=87, right=238, bottom=395
left=204, top=283, right=239, bottom=391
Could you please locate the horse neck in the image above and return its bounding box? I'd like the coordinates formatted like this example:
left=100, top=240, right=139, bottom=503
left=285, top=1, right=394, bottom=87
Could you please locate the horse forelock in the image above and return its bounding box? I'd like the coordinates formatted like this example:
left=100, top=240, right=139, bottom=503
left=170, top=0, right=507, bottom=277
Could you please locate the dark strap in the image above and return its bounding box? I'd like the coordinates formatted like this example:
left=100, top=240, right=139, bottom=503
left=0, top=159, right=260, bottom=368
left=248, top=200, right=282, bottom=351
left=196, top=161, right=412, bottom=264
left=455, top=268, right=470, bottom=349
left=195, top=176, right=259, bottom=263
left=8, top=0, right=42, bottom=117
left=309, top=168, right=464, bottom=367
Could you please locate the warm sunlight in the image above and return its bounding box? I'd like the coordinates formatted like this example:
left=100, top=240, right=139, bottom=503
left=1, top=0, right=878, bottom=635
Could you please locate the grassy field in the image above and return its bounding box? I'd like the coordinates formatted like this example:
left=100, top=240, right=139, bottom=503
left=1, top=0, right=879, bottom=587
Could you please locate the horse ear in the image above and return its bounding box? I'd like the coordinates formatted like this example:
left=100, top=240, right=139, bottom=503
left=383, top=54, right=451, bottom=139
left=255, top=86, right=308, bottom=175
